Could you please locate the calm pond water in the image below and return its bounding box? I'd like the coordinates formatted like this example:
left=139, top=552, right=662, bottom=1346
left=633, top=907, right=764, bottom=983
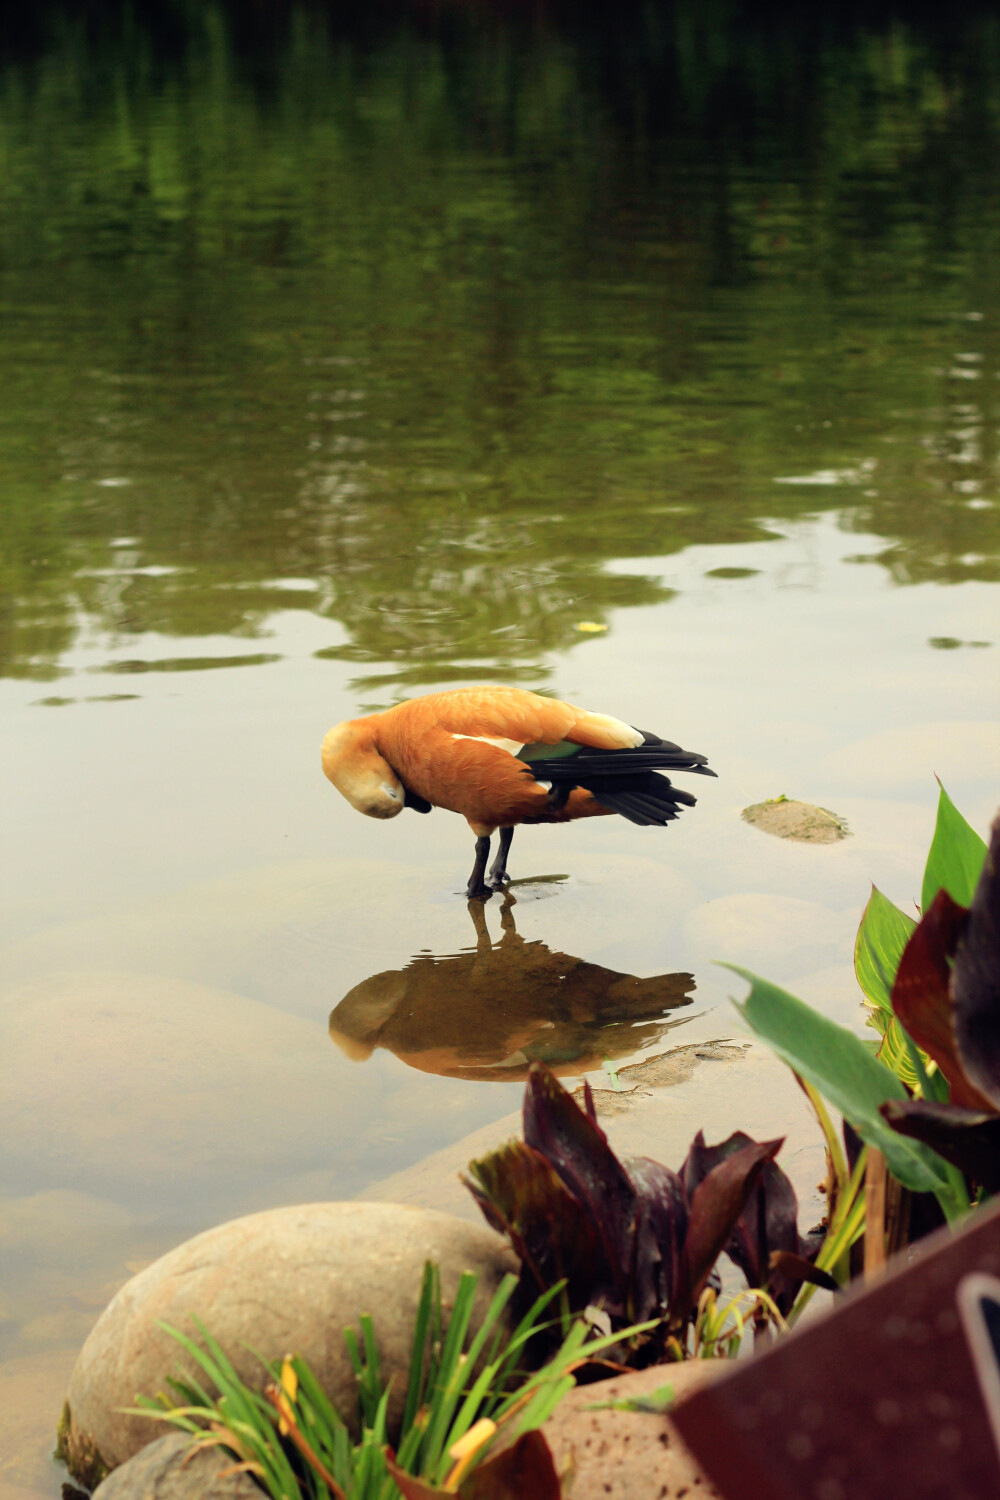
left=1, top=3, right=999, bottom=1492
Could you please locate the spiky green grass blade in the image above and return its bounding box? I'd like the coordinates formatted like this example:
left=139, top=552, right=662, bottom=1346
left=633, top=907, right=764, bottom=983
left=402, top=1261, right=437, bottom=1436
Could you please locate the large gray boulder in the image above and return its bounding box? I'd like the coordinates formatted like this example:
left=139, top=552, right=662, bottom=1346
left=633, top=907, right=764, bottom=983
left=91, top=1432, right=261, bottom=1498
left=61, top=1201, right=517, bottom=1489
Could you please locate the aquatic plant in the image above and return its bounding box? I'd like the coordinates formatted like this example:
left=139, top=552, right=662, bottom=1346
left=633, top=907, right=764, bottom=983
left=135, top=1262, right=650, bottom=1499
left=876, top=810, right=1000, bottom=1192
left=730, top=785, right=998, bottom=1279
left=463, top=1064, right=826, bottom=1365
left=855, top=784, right=988, bottom=1084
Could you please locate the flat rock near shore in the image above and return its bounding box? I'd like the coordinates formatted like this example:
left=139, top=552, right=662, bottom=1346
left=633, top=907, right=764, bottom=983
left=544, top=1361, right=723, bottom=1499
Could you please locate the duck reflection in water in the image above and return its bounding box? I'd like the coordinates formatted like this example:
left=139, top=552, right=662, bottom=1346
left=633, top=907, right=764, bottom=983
left=328, top=892, right=695, bottom=1082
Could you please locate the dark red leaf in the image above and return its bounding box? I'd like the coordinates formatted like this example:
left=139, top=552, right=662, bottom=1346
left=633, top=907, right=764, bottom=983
left=581, top=1079, right=599, bottom=1127
left=384, top=1460, right=448, bottom=1500
left=470, top=1070, right=803, bottom=1358
left=891, top=888, right=992, bottom=1110
left=461, top=1430, right=562, bottom=1500
left=953, top=816, right=1000, bottom=1109
left=626, top=1156, right=688, bottom=1315
left=682, top=1130, right=800, bottom=1311
left=881, top=1099, right=1000, bottom=1193
left=464, top=1139, right=610, bottom=1308
left=522, top=1065, right=643, bottom=1307
left=768, top=1250, right=839, bottom=1294
left=673, top=1137, right=783, bottom=1325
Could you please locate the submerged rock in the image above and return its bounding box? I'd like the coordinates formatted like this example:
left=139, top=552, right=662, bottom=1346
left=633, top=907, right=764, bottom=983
left=742, top=797, right=849, bottom=843
left=0, top=970, right=374, bottom=1200
left=684, top=892, right=854, bottom=980
left=61, top=1201, right=516, bottom=1485
left=91, top=1432, right=259, bottom=1498
left=574, top=1040, right=751, bottom=1118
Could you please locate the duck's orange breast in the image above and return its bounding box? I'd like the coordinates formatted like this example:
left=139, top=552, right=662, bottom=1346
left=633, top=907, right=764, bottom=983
left=373, top=717, right=549, bottom=828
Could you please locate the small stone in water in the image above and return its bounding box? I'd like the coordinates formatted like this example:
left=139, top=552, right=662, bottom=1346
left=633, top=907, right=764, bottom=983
left=742, top=797, right=849, bottom=844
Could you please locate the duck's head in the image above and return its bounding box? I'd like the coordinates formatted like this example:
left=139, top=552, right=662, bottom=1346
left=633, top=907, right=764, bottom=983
left=321, top=719, right=405, bottom=820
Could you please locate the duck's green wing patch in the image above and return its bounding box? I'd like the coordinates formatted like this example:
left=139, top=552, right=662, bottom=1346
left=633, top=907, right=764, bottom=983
left=517, top=739, right=582, bottom=764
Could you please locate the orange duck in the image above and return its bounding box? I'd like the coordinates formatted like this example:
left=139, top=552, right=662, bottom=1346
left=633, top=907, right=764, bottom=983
left=321, top=685, right=715, bottom=898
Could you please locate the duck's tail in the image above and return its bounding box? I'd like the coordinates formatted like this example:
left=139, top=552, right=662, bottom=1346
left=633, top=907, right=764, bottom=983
left=520, top=731, right=716, bottom=828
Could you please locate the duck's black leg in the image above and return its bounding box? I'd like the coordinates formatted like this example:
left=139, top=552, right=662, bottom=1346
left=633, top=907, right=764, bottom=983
left=466, top=835, right=492, bottom=899
left=486, top=826, right=515, bottom=890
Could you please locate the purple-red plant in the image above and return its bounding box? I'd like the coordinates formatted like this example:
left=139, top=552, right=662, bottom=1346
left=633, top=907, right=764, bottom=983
left=681, top=1129, right=825, bottom=1316
left=881, top=813, right=1000, bottom=1190
left=464, top=1064, right=825, bottom=1363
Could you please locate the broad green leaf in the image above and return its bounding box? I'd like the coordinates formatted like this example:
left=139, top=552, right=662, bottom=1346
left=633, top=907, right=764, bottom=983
left=865, top=1006, right=891, bottom=1037
left=855, top=888, right=932, bottom=1086
left=922, top=783, right=987, bottom=914
left=855, top=886, right=916, bottom=1014
left=725, top=966, right=951, bottom=1194
left=875, top=1013, right=922, bottom=1087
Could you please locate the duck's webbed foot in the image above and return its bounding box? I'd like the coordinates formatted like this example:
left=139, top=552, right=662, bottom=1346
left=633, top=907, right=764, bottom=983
left=466, top=835, right=492, bottom=900
left=486, top=825, right=515, bottom=890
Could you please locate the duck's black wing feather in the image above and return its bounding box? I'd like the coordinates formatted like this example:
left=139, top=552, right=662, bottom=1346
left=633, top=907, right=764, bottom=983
left=517, top=733, right=716, bottom=828
left=576, top=772, right=695, bottom=826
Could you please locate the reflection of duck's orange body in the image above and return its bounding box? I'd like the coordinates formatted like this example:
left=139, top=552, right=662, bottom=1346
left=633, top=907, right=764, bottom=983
left=321, top=685, right=715, bottom=896
left=329, top=896, right=695, bottom=1081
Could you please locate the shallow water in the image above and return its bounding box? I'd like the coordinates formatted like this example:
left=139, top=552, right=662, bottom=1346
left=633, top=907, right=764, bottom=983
left=1, top=5, right=999, bottom=1494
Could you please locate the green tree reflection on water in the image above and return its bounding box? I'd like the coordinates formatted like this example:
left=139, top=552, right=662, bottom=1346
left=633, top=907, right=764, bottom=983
left=0, top=3, right=997, bottom=686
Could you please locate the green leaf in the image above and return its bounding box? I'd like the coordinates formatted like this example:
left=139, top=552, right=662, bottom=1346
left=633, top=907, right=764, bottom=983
left=922, top=783, right=987, bottom=914
left=585, top=1383, right=675, bottom=1414
left=855, top=886, right=916, bottom=1014
left=876, top=1014, right=922, bottom=1087
left=403, top=1262, right=437, bottom=1437
left=725, top=966, right=951, bottom=1194
left=864, top=1006, right=891, bottom=1038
